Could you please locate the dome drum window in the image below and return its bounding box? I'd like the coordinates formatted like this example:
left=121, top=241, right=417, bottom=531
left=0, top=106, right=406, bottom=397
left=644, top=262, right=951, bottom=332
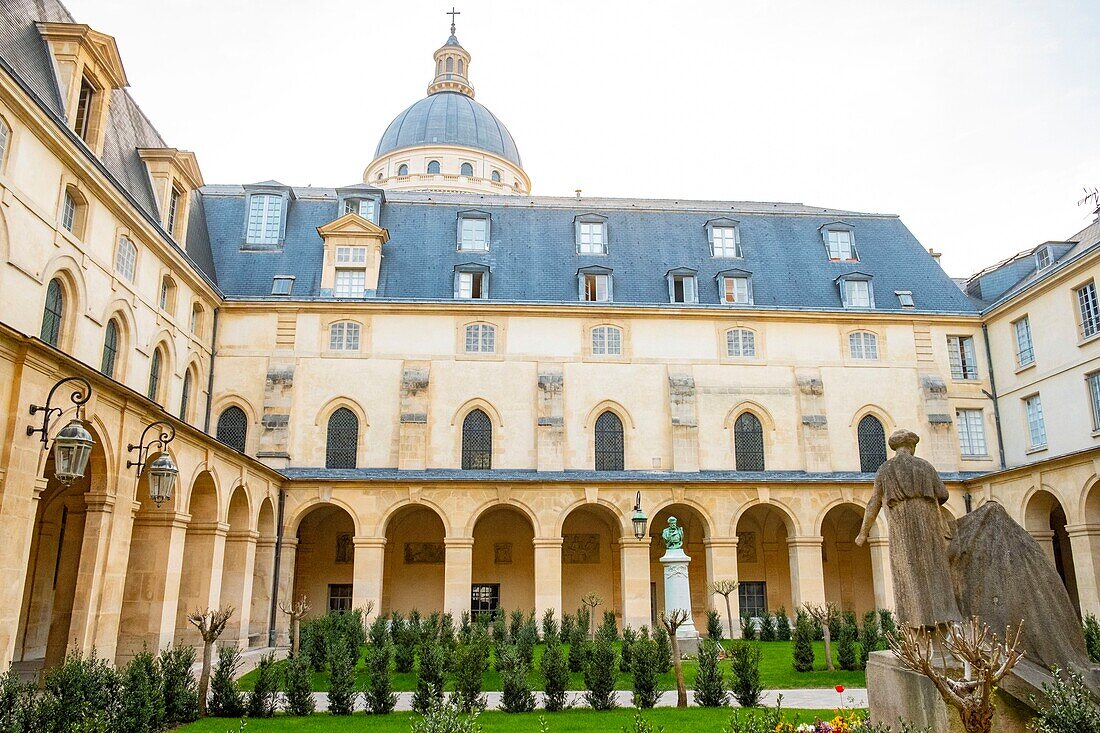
left=427, top=160, right=441, bottom=174
left=705, top=218, right=743, bottom=258
left=460, top=162, right=474, bottom=177
left=397, top=163, right=409, bottom=177
left=667, top=268, right=698, bottom=304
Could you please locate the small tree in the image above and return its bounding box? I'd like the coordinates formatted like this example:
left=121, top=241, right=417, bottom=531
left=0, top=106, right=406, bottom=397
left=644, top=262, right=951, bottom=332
left=247, top=651, right=280, bottom=718
left=157, top=645, right=199, bottom=726
left=599, top=610, right=619, bottom=641
left=363, top=641, right=396, bottom=714
left=567, top=614, right=589, bottom=673
left=620, top=625, right=637, bottom=673
left=836, top=623, right=857, bottom=671
left=279, top=596, right=311, bottom=658
left=712, top=579, right=739, bottom=640
left=411, top=697, right=485, bottom=733
left=393, top=614, right=416, bottom=674
left=560, top=613, right=575, bottom=644
left=207, top=644, right=246, bottom=718
left=584, top=629, right=618, bottom=710
left=859, top=609, right=880, bottom=670
left=542, top=608, right=558, bottom=642
left=1084, top=613, right=1100, bottom=664
left=412, top=641, right=447, bottom=714
left=693, top=638, right=728, bottom=707
left=516, top=617, right=538, bottom=669
left=498, top=646, right=536, bottom=713
left=453, top=630, right=489, bottom=713
left=728, top=640, right=763, bottom=707
left=660, top=609, right=689, bottom=708
left=792, top=611, right=816, bottom=672
left=758, top=614, right=776, bottom=642
left=706, top=609, right=724, bottom=641
left=283, top=652, right=316, bottom=716
left=878, top=608, right=897, bottom=637
left=888, top=617, right=1024, bottom=733
left=117, top=650, right=164, bottom=733
left=740, top=614, right=757, bottom=641
left=652, top=623, right=673, bottom=673
left=186, top=606, right=234, bottom=717
left=581, top=593, right=603, bottom=639
left=539, top=633, right=569, bottom=712
left=775, top=607, right=792, bottom=641
left=802, top=603, right=839, bottom=672
left=631, top=637, right=662, bottom=709
left=327, top=643, right=357, bottom=715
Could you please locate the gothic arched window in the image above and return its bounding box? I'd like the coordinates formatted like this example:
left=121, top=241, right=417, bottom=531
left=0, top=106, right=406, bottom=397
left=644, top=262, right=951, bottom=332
left=427, top=160, right=441, bottom=174
left=460, top=162, right=474, bottom=176
left=858, top=414, right=887, bottom=473
left=734, top=412, right=765, bottom=471
left=326, top=407, right=359, bottom=469
left=101, top=318, right=120, bottom=378
left=216, top=406, right=248, bottom=453
left=461, top=409, right=492, bottom=469
left=147, top=347, right=163, bottom=403
left=41, top=278, right=64, bottom=347
left=594, top=411, right=624, bottom=471
left=180, top=368, right=193, bottom=422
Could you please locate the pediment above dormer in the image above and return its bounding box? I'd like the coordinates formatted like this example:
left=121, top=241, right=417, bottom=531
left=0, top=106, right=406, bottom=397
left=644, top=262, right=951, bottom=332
left=317, top=213, right=390, bottom=244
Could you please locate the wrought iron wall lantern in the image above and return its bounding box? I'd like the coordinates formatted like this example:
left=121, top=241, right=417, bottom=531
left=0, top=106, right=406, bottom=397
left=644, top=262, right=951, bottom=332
left=27, top=376, right=94, bottom=486
left=127, top=421, right=179, bottom=507
left=631, top=490, right=648, bottom=540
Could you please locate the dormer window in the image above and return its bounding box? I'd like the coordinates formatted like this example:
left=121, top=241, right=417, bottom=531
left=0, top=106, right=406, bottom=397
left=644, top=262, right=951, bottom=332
left=717, top=270, right=754, bottom=305
left=1035, top=246, right=1052, bottom=270
left=666, top=269, right=698, bottom=303
left=271, top=276, right=295, bottom=296
left=74, top=75, right=95, bottom=142
left=167, top=185, right=183, bottom=237
left=705, top=219, right=742, bottom=258
left=822, top=224, right=859, bottom=261
left=454, top=265, right=489, bottom=300
left=575, top=215, right=608, bottom=254
left=344, top=197, right=377, bottom=223
left=578, top=266, right=613, bottom=302
left=246, top=193, right=283, bottom=245
left=458, top=212, right=490, bottom=251
left=334, top=270, right=366, bottom=298
left=895, top=290, right=915, bottom=308
left=837, top=273, right=874, bottom=309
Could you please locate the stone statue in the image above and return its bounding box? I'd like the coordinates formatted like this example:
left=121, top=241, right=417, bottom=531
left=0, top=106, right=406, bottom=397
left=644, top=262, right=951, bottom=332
left=662, top=516, right=684, bottom=551
left=855, top=429, right=962, bottom=630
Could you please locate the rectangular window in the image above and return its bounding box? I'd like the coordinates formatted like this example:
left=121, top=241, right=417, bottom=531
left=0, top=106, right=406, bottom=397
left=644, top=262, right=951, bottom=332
left=843, top=279, right=872, bottom=308
left=114, top=237, right=136, bottom=281
left=62, top=192, right=76, bottom=232
left=1078, top=281, right=1100, bottom=339
left=726, top=329, right=756, bottom=358
left=592, top=326, right=622, bottom=356
left=583, top=274, right=610, bottom=302
left=74, top=77, right=94, bottom=141
left=826, top=230, right=856, bottom=260
left=1024, top=394, right=1047, bottom=449
left=711, top=226, right=741, bottom=257
left=947, top=335, right=979, bottom=380
left=722, top=277, right=751, bottom=304
left=1035, top=246, right=1052, bottom=270
left=1088, top=372, right=1100, bottom=431
left=578, top=222, right=607, bottom=254
left=457, top=271, right=485, bottom=299
left=334, top=269, right=366, bottom=298
left=1013, top=317, right=1034, bottom=366
left=329, top=322, right=360, bottom=351
left=167, top=186, right=182, bottom=236
left=738, top=581, right=767, bottom=618
left=465, top=324, right=495, bottom=353
left=471, top=583, right=500, bottom=620
left=335, top=246, right=367, bottom=264
left=956, top=409, right=987, bottom=457
left=328, top=584, right=353, bottom=613
left=460, top=218, right=488, bottom=250
left=671, top=275, right=696, bottom=303
left=271, top=276, right=294, bottom=295
left=849, top=332, right=879, bottom=360
left=246, top=193, right=283, bottom=244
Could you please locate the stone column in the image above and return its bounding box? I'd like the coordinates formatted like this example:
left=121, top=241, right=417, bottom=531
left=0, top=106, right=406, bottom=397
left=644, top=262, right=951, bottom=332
left=1030, top=530, right=1057, bottom=567
left=1066, top=524, right=1100, bottom=618
left=274, top=537, right=298, bottom=646
left=116, top=510, right=190, bottom=659
left=352, top=537, right=386, bottom=615
left=66, top=492, right=116, bottom=656
left=867, top=536, right=895, bottom=611
left=220, top=529, right=259, bottom=647
left=704, top=537, right=740, bottom=638
left=659, top=546, right=699, bottom=641
left=249, top=536, right=277, bottom=643
left=533, top=537, right=563, bottom=619
left=620, top=538, right=652, bottom=629
left=788, top=536, right=827, bottom=607
left=444, top=537, right=474, bottom=617
left=175, top=521, right=229, bottom=643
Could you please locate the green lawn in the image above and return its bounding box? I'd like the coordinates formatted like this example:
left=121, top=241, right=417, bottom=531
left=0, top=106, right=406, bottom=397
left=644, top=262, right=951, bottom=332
left=237, top=641, right=866, bottom=692
left=178, top=707, right=846, bottom=733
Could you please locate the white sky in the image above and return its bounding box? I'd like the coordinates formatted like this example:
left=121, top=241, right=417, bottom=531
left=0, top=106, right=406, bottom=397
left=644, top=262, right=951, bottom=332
left=64, top=0, right=1100, bottom=277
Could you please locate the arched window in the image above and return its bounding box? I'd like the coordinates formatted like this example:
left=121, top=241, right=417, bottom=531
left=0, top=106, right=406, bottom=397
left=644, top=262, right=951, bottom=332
left=326, top=407, right=359, bottom=469
left=591, top=325, right=622, bottom=356
left=216, top=406, right=248, bottom=452
left=849, top=331, right=878, bottom=360
left=491, top=170, right=501, bottom=183
left=726, top=328, right=756, bottom=357
left=114, top=236, right=137, bottom=281
left=40, top=278, right=64, bottom=347
left=147, top=347, right=163, bottom=402
left=180, top=368, right=193, bottom=422
left=191, top=303, right=204, bottom=335
left=437, top=59, right=443, bottom=75
left=460, top=162, right=474, bottom=176
left=446, top=57, right=454, bottom=73
left=398, top=163, right=409, bottom=176
left=427, top=160, right=441, bottom=174
left=464, top=323, right=496, bottom=353
left=733, top=412, right=765, bottom=471
left=329, top=321, right=361, bottom=351
left=101, top=318, right=120, bottom=377
left=461, top=409, right=492, bottom=469
left=858, top=414, right=887, bottom=473
left=0, top=115, right=10, bottom=168
left=594, top=411, right=624, bottom=471
left=458, top=58, right=464, bottom=74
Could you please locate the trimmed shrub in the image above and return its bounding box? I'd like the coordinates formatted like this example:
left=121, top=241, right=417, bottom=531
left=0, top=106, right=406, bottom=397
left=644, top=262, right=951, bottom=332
left=0, top=666, right=37, bottom=733
left=599, top=611, right=619, bottom=641
left=706, top=609, right=724, bottom=641
left=409, top=609, right=424, bottom=647
left=539, top=634, right=569, bottom=713
left=878, top=608, right=897, bottom=638
left=740, top=614, right=757, bottom=641
left=283, top=652, right=316, bottom=716
left=728, top=640, right=763, bottom=707
left=576, top=607, right=591, bottom=641
left=368, top=614, right=389, bottom=647
left=459, top=610, right=472, bottom=644
left=411, top=697, right=484, bottom=733
left=652, top=624, right=672, bottom=673
left=453, top=629, right=489, bottom=713
left=36, top=652, right=121, bottom=733
left=509, top=610, right=525, bottom=642
left=758, top=615, right=776, bottom=642
left=498, top=646, right=536, bottom=713
left=517, top=616, right=538, bottom=668
left=440, top=613, right=457, bottom=652
left=116, top=650, right=164, bottom=733
left=208, top=644, right=246, bottom=717
left=327, top=643, right=357, bottom=715
left=775, top=607, right=791, bottom=642
left=693, top=638, right=728, bottom=708
left=836, top=623, right=857, bottom=671
left=567, top=616, right=589, bottom=673
left=560, top=613, right=575, bottom=644
left=1030, top=668, right=1100, bottom=733
left=630, top=638, right=661, bottom=709
left=363, top=642, right=396, bottom=714
left=302, top=609, right=366, bottom=672
left=792, top=612, right=816, bottom=672
left=246, top=651, right=280, bottom=718
left=1084, top=613, right=1100, bottom=664
left=859, top=610, right=880, bottom=670
left=426, top=612, right=442, bottom=642
left=393, top=614, right=416, bottom=674
left=583, top=633, right=618, bottom=710
left=492, top=612, right=509, bottom=647
left=620, top=625, right=637, bottom=673
left=413, top=642, right=448, bottom=714
left=157, top=645, right=199, bottom=726
left=541, top=609, right=558, bottom=642
left=828, top=614, right=844, bottom=644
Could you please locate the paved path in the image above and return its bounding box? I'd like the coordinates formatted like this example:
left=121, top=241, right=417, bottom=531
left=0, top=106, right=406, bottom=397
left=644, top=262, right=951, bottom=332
left=305, top=687, right=867, bottom=711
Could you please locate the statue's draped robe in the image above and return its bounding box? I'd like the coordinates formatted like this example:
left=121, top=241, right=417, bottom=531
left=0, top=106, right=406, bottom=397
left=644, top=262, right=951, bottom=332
left=875, top=452, right=962, bottom=627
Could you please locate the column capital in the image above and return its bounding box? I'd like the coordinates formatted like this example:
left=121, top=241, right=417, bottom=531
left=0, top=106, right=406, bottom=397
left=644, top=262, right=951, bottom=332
left=280, top=537, right=300, bottom=551
left=226, top=529, right=260, bottom=543
left=1064, top=523, right=1100, bottom=538
left=445, top=536, right=475, bottom=549
left=866, top=536, right=890, bottom=549
left=620, top=537, right=652, bottom=550
left=1029, top=529, right=1055, bottom=541
left=83, top=491, right=117, bottom=513
left=533, top=537, right=564, bottom=549
left=187, top=521, right=231, bottom=537
left=787, top=536, right=824, bottom=549
left=32, top=476, right=49, bottom=500
left=353, top=536, right=387, bottom=550
left=133, top=510, right=190, bottom=530
left=703, top=536, right=739, bottom=549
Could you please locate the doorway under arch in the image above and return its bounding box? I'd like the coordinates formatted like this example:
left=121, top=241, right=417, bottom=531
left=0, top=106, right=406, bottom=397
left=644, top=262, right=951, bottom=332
left=383, top=504, right=446, bottom=614
left=472, top=505, right=534, bottom=618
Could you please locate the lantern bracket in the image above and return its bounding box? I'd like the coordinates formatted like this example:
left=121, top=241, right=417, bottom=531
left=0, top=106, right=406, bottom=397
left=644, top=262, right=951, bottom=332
left=27, top=376, right=92, bottom=444
left=127, top=420, right=176, bottom=474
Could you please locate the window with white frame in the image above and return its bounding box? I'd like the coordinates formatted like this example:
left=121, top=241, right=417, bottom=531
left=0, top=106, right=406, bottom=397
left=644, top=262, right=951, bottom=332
left=825, top=229, right=857, bottom=260
left=491, top=170, right=501, bottom=183
left=62, top=190, right=77, bottom=232
left=591, top=325, right=622, bottom=356
left=1088, top=372, right=1100, bottom=431
left=669, top=274, right=697, bottom=303
left=271, top=276, right=294, bottom=295
left=464, top=323, right=496, bottom=353
left=956, top=409, right=986, bottom=457
left=334, top=269, right=366, bottom=298
left=577, top=221, right=607, bottom=254
left=1078, top=281, right=1100, bottom=339
left=329, top=321, right=361, bottom=351
left=841, top=279, right=873, bottom=308
left=336, top=246, right=367, bottom=264
left=246, top=193, right=283, bottom=244
left=711, top=226, right=741, bottom=257
left=459, top=217, right=489, bottom=251
left=721, top=276, right=752, bottom=304
left=1024, top=394, right=1047, bottom=449
left=895, top=290, right=915, bottom=308
left=344, top=198, right=377, bottom=222
left=114, top=236, right=137, bottom=281
left=726, top=328, right=756, bottom=357
left=1034, top=246, right=1052, bottom=270
left=0, top=116, right=9, bottom=168
left=849, top=331, right=879, bottom=360
left=167, top=185, right=183, bottom=237
left=456, top=271, right=486, bottom=299
left=582, top=273, right=611, bottom=302
left=947, top=335, right=978, bottom=380
left=1013, top=317, right=1034, bottom=366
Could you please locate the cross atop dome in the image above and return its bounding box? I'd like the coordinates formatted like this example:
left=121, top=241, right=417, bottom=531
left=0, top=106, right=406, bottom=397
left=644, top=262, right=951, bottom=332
left=447, top=7, right=460, bottom=37
left=428, top=9, right=474, bottom=97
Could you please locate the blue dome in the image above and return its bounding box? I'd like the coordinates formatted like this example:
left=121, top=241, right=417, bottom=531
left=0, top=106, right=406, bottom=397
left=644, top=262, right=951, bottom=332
left=374, top=92, right=522, bottom=167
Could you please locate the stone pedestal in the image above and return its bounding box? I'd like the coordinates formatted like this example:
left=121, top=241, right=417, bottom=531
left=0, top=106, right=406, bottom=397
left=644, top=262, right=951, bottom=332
left=659, top=548, right=699, bottom=653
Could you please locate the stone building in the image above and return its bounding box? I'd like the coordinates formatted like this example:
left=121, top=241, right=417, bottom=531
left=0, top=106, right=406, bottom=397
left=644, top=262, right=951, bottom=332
left=0, top=0, right=1097, bottom=672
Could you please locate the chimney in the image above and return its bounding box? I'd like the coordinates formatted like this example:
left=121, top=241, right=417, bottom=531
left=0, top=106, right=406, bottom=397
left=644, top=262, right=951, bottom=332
left=928, top=248, right=942, bottom=266
left=575, top=189, right=582, bottom=200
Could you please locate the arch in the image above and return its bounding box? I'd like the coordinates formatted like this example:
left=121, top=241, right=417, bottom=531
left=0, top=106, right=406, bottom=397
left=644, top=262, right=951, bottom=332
left=40, top=255, right=88, bottom=316
left=225, top=483, right=252, bottom=527
left=460, top=162, right=474, bottom=177
left=812, top=497, right=879, bottom=537
left=325, top=407, right=359, bottom=469
left=450, top=397, right=504, bottom=428
left=249, top=495, right=278, bottom=642
left=850, top=404, right=895, bottom=431
left=731, top=497, right=800, bottom=537
left=856, top=413, right=888, bottom=473
left=464, top=498, right=541, bottom=537
left=427, top=160, right=441, bottom=174
left=256, top=496, right=276, bottom=536
left=649, top=497, right=717, bottom=541
left=1082, top=476, right=1100, bottom=524
left=471, top=503, right=535, bottom=616
left=285, top=496, right=362, bottom=537
left=1023, top=486, right=1064, bottom=531
left=314, top=396, right=369, bottom=429
left=561, top=502, right=623, bottom=624
left=377, top=497, right=452, bottom=537
left=292, top=502, right=358, bottom=615
left=820, top=502, right=877, bottom=615
left=583, top=399, right=636, bottom=430
left=551, top=497, right=629, bottom=538
left=383, top=503, right=447, bottom=614
left=174, top=470, right=221, bottom=641
left=212, top=395, right=260, bottom=427
left=650, top=502, right=712, bottom=631
left=1022, top=487, right=1079, bottom=612
left=147, top=328, right=178, bottom=365
left=723, top=400, right=777, bottom=434
left=180, top=469, right=220, bottom=521
left=461, top=408, right=493, bottom=470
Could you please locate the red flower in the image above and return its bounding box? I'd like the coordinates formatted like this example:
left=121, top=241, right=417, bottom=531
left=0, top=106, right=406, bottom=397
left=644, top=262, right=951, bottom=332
left=835, top=685, right=845, bottom=694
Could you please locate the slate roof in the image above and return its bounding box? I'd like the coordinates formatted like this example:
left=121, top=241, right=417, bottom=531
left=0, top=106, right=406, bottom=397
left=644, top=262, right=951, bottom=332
left=374, top=91, right=523, bottom=166
left=201, top=187, right=980, bottom=313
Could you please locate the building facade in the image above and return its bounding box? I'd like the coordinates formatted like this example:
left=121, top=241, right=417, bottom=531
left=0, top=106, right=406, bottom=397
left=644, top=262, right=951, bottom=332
left=0, top=0, right=1097, bottom=673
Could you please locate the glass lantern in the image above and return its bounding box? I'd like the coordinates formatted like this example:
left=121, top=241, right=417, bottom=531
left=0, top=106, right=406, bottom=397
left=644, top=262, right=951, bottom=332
left=52, top=418, right=94, bottom=486
left=631, top=491, right=648, bottom=540
left=147, top=451, right=179, bottom=507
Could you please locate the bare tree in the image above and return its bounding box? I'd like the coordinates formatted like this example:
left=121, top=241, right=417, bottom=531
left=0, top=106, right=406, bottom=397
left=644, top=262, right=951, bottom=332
left=187, top=606, right=235, bottom=717
left=802, top=602, right=839, bottom=672
left=581, top=592, right=602, bottom=639
left=711, top=580, right=739, bottom=639
left=888, top=617, right=1024, bottom=733
left=279, top=596, right=311, bottom=657
left=660, top=609, right=689, bottom=708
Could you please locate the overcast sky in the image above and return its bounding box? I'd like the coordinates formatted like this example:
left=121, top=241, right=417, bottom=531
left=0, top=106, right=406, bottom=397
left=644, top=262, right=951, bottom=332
left=65, top=0, right=1100, bottom=277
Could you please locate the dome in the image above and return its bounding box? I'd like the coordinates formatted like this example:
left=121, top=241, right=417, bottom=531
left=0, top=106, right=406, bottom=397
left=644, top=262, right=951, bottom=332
left=374, top=91, right=522, bottom=167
